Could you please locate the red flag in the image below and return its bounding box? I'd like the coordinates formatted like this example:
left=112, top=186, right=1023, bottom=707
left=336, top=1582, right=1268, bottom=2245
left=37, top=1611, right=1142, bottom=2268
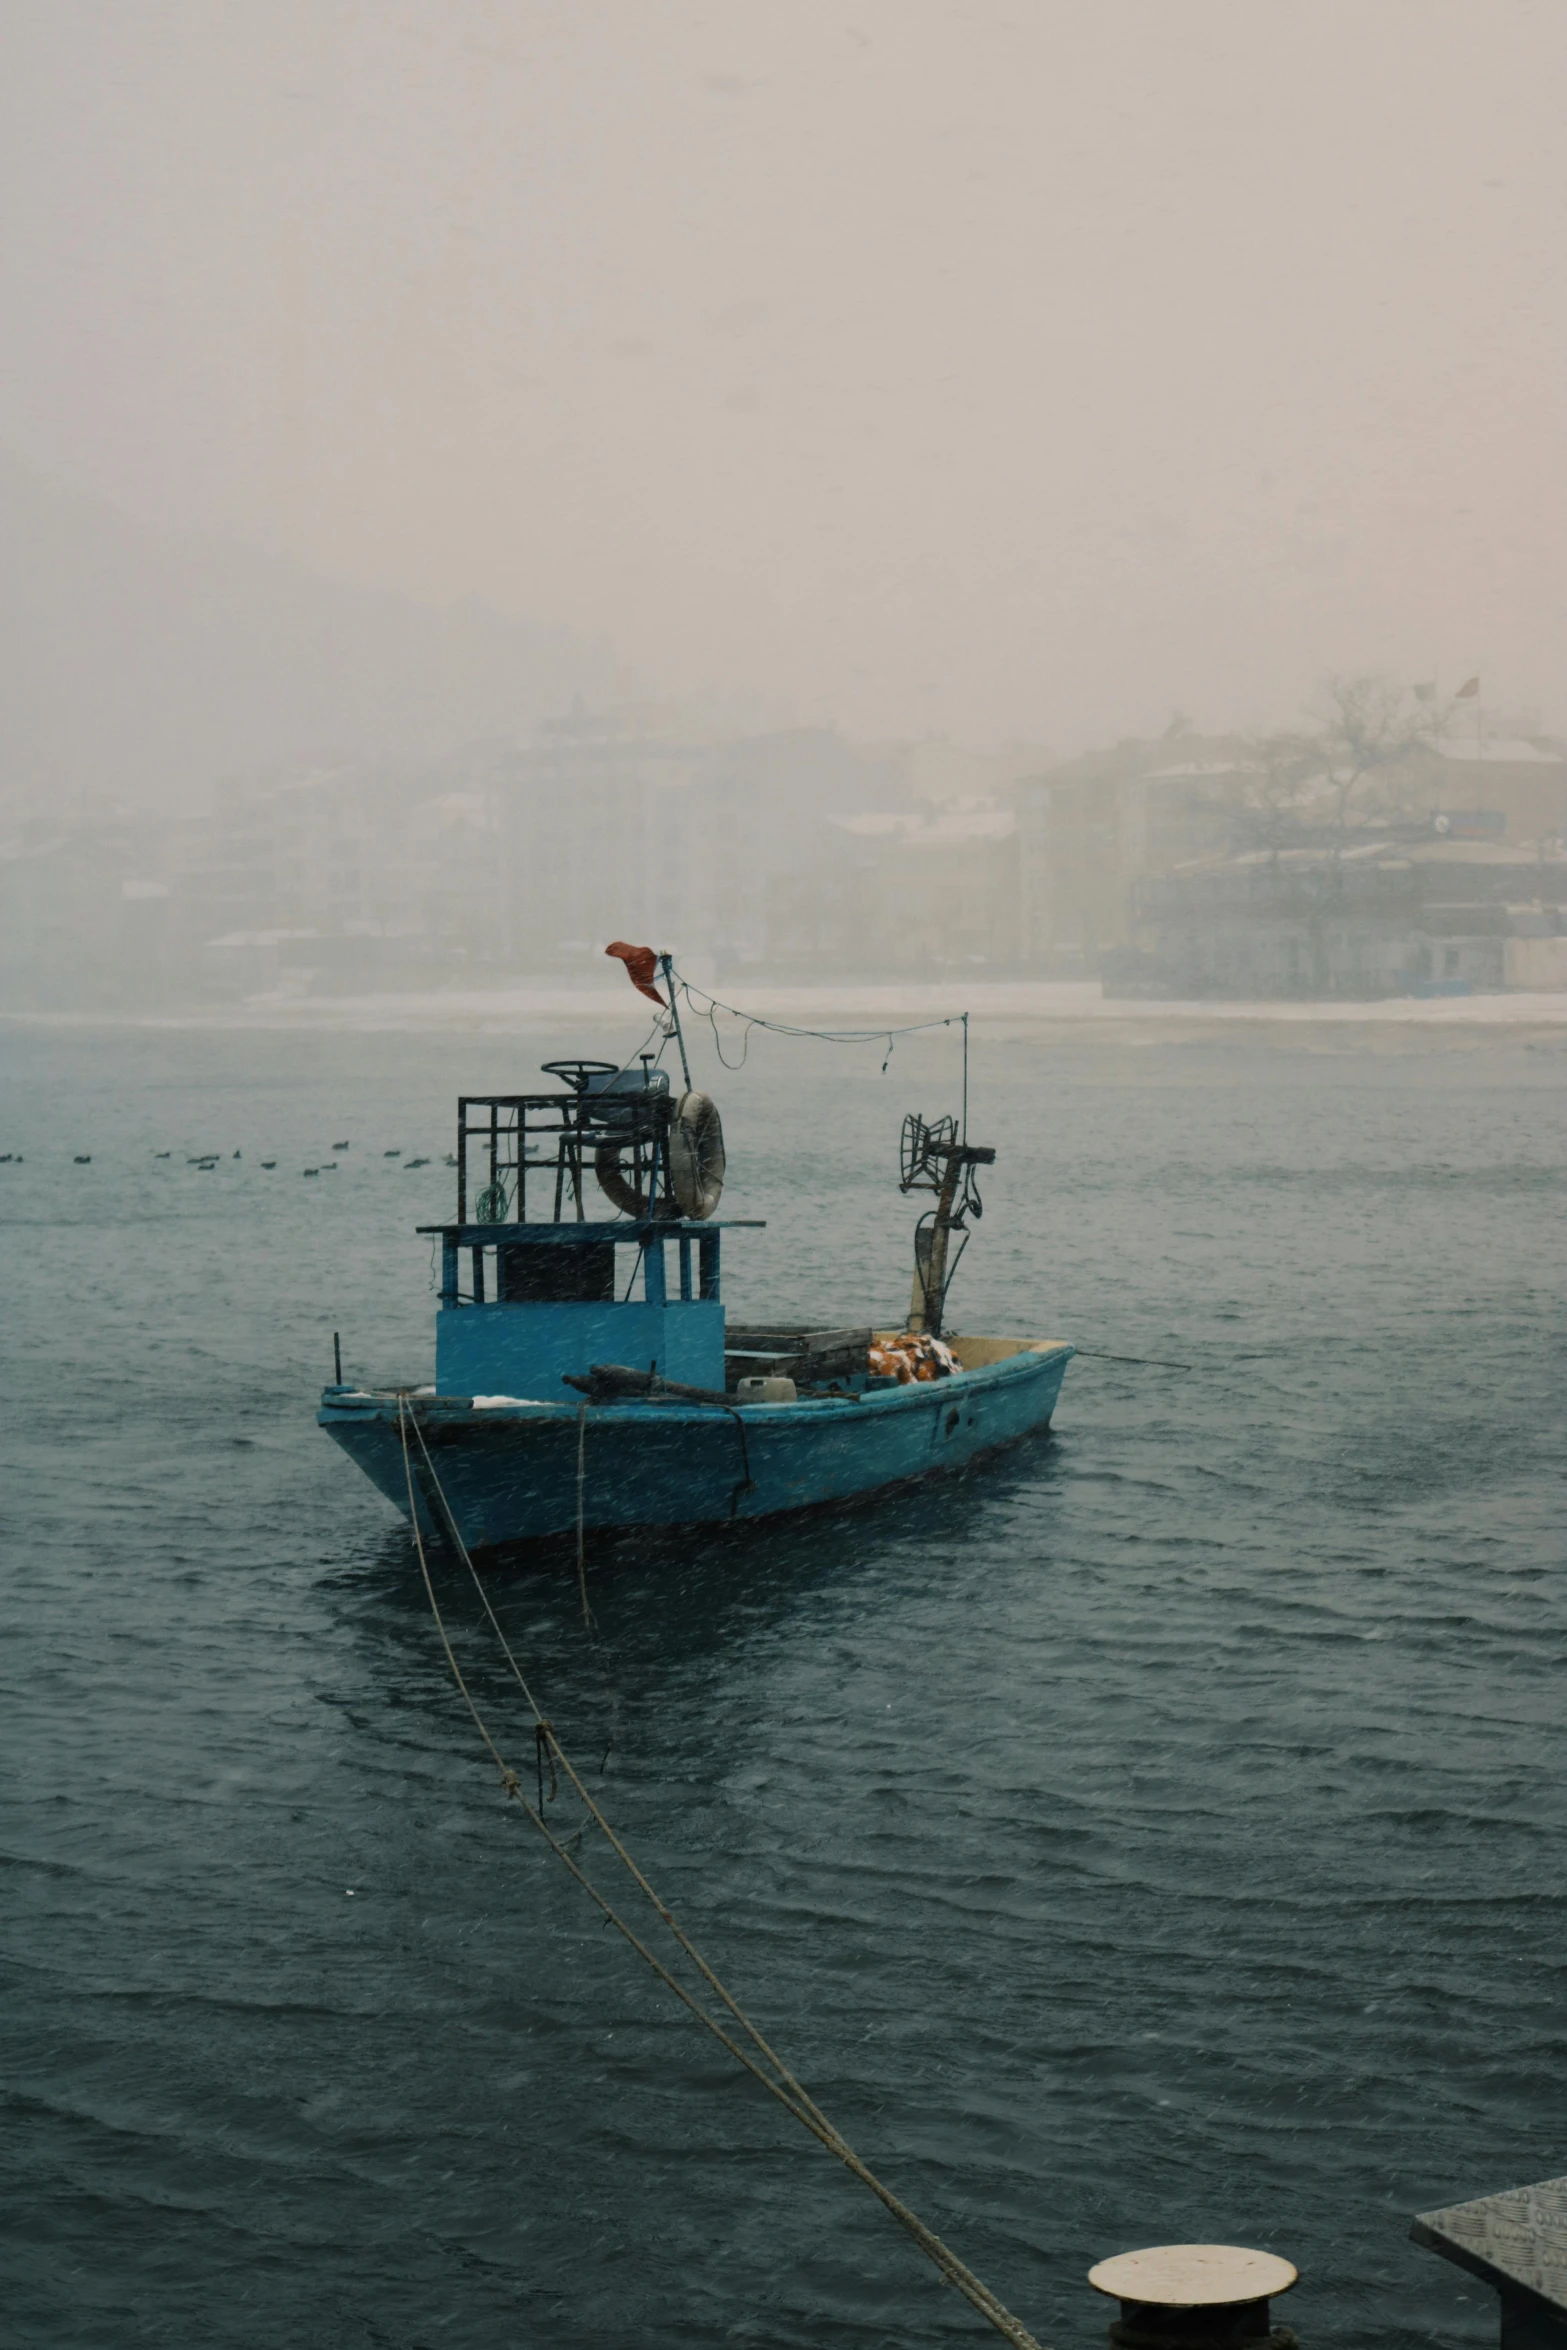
left=1453, top=676, right=1480, bottom=699
left=605, top=941, right=665, bottom=1005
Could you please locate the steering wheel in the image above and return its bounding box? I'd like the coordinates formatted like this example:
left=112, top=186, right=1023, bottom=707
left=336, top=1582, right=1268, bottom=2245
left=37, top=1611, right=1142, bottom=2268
left=540, top=1059, right=621, bottom=1094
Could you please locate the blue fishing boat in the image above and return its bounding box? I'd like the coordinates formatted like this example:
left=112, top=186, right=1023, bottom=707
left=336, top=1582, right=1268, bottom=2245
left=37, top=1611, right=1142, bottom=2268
left=319, top=956, right=1072, bottom=1550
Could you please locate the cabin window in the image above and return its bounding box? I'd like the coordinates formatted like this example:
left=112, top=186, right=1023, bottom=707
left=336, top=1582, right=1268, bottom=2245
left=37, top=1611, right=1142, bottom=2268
left=497, top=1244, right=616, bottom=1304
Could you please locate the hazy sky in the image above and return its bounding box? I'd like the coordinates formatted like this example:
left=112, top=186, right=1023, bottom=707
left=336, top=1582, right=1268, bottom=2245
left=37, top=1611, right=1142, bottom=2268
left=2, top=0, right=1562, bottom=748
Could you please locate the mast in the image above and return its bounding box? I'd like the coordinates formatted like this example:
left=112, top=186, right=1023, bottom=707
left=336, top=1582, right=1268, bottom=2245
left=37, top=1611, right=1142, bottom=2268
left=909, top=1151, right=966, bottom=1333
left=901, top=1118, right=995, bottom=1339
left=659, top=951, right=693, bottom=1092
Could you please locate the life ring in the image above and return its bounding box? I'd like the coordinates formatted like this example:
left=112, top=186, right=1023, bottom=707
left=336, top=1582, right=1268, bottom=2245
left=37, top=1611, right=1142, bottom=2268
left=668, top=1090, right=725, bottom=1220
left=593, top=1141, right=649, bottom=1218
left=592, top=1092, right=726, bottom=1218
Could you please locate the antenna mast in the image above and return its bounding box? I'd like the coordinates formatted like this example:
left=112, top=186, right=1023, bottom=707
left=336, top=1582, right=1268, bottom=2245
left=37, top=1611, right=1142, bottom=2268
left=659, top=952, right=693, bottom=1092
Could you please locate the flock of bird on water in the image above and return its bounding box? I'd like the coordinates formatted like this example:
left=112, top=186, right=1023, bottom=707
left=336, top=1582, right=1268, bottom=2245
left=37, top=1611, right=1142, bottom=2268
left=0, top=1143, right=450, bottom=1173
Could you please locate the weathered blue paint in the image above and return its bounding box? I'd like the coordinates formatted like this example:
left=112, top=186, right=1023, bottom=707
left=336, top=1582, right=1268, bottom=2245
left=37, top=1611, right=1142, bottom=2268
left=434, top=1297, right=725, bottom=1397
left=319, top=1340, right=1073, bottom=1549
left=325, top=1079, right=1071, bottom=1547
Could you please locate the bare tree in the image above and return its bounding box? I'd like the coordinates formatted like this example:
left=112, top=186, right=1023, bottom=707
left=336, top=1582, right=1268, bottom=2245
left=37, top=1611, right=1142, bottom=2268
left=1231, top=728, right=1317, bottom=852
left=1305, top=674, right=1440, bottom=829
left=1234, top=675, right=1439, bottom=850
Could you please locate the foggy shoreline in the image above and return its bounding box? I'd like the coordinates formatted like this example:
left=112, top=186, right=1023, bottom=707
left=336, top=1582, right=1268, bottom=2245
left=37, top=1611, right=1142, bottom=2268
left=5, top=978, right=1567, bottom=1039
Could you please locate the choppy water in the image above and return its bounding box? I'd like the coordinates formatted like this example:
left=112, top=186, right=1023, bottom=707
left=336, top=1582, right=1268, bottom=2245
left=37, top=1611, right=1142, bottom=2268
left=3, top=1016, right=1564, bottom=2350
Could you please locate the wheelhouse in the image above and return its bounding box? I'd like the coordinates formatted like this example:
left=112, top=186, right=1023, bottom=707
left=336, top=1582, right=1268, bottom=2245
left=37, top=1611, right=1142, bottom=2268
left=418, top=1062, right=757, bottom=1399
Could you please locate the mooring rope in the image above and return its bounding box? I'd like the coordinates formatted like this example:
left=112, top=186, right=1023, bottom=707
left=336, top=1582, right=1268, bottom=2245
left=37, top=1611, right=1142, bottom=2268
left=395, top=1397, right=1047, bottom=2350
left=1072, top=1348, right=1194, bottom=1372
left=573, top=1401, right=594, bottom=1631
left=719, top=1402, right=757, bottom=1520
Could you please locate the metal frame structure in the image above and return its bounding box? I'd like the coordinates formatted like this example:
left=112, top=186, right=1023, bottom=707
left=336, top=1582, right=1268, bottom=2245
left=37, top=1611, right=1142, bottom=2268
left=421, top=1062, right=757, bottom=1312
left=418, top=1214, right=752, bottom=1312
left=453, top=1058, right=671, bottom=1227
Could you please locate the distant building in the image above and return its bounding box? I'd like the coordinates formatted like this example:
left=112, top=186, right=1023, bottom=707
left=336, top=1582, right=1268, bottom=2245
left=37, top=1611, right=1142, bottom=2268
left=789, top=799, right=1020, bottom=971
left=1121, top=834, right=1567, bottom=997
left=0, top=715, right=920, bottom=1007
left=1407, top=736, right=1567, bottom=846
left=12, top=706, right=1557, bottom=1010
left=500, top=713, right=905, bottom=977
left=191, top=751, right=511, bottom=995
left=0, top=814, right=201, bottom=1008
left=1014, top=738, right=1259, bottom=970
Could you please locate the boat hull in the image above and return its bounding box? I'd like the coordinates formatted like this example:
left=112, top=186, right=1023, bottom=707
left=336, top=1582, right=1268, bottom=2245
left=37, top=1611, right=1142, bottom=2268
left=319, top=1337, right=1072, bottom=1550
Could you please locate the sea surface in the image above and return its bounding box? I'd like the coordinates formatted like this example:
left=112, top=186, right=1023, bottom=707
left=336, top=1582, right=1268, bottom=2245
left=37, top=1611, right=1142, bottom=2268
left=2, top=1014, right=1564, bottom=2350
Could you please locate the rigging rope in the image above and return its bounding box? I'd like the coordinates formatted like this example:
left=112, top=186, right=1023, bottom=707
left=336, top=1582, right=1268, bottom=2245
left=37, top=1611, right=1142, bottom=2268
left=670, top=966, right=968, bottom=1100
left=395, top=1397, right=1047, bottom=2350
